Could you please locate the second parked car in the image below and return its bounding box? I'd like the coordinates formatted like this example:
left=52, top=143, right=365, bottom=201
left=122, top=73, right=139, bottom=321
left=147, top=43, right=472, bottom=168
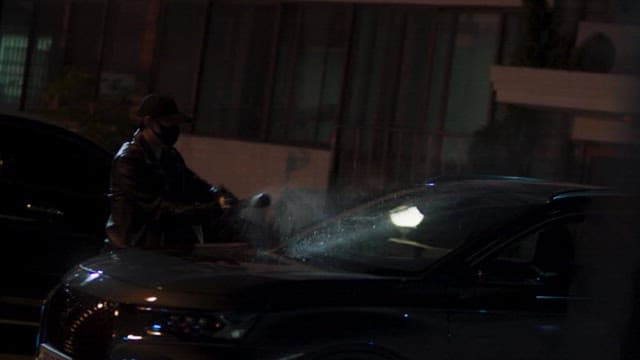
left=0, top=112, right=112, bottom=354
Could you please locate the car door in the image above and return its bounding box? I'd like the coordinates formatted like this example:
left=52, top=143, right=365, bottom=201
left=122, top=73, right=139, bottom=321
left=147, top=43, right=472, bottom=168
left=447, top=216, right=585, bottom=360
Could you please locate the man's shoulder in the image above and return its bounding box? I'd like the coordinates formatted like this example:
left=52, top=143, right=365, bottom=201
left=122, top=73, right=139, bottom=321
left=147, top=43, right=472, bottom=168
left=114, top=138, right=146, bottom=161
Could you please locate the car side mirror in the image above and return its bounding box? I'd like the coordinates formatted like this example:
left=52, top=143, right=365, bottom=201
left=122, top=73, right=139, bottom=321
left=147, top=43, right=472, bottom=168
left=447, top=266, right=481, bottom=287
left=473, top=260, right=549, bottom=287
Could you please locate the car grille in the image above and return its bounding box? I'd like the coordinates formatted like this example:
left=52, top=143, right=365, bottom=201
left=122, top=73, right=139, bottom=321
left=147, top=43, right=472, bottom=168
left=44, top=285, right=116, bottom=359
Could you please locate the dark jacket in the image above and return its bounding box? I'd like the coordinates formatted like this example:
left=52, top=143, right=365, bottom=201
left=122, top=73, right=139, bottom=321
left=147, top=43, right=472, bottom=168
left=105, top=130, right=220, bottom=249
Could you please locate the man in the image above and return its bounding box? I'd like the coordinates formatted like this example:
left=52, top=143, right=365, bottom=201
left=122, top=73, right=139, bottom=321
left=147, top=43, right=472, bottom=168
left=105, top=94, right=236, bottom=250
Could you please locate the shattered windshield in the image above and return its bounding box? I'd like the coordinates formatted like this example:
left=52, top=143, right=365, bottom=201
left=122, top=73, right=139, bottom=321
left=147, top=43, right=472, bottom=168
left=283, top=184, right=536, bottom=274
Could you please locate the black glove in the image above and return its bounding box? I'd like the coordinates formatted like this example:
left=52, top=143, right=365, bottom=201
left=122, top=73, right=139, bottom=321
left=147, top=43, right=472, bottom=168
left=209, top=186, right=238, bottom=209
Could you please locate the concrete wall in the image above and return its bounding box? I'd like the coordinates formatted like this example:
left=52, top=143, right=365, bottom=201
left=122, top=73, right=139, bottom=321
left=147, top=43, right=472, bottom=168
left=491, top=65, right=640, bottom=114
left=176, top=135, right=333, bottom=200
left=572, top=115, right=640, bottom=144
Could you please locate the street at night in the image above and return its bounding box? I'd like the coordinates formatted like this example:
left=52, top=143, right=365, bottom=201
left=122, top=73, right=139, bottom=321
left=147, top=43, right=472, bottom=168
left=1, top=0, right=639, bottom=359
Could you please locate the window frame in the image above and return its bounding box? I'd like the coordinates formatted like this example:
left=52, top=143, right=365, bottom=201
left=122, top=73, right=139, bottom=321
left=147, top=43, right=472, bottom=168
left=467, top=213, right=587, bottom=289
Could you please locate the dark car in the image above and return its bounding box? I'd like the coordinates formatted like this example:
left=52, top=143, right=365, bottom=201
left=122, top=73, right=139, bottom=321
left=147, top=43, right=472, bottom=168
left=36, top=178, right=640, bottom=360
left=0, top=113, right=112, bottom=354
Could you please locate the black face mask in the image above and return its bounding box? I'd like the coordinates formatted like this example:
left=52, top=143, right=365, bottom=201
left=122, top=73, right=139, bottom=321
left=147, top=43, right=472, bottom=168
left=149, top=123, right=180, bottom=147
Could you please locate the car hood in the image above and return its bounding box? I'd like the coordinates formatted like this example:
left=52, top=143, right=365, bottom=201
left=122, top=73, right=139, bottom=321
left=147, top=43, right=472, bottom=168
left=82, top=248, right=374, bottom=286
left=65, top=248, right=405, bottom=310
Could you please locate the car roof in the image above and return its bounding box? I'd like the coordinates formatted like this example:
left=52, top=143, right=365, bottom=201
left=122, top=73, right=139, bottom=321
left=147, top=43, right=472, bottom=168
left=422, top=176, right=607, bottom=203
left=0, top=111, right=113, bottom=159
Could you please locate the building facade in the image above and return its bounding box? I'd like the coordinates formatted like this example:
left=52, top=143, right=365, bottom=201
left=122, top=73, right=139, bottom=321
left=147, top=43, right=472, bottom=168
left=1, top=0, right=638, bottom=201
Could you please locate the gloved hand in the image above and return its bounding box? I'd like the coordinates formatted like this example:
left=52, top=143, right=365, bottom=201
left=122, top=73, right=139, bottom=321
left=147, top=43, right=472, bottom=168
left=209, top=186, right=238, bottom=209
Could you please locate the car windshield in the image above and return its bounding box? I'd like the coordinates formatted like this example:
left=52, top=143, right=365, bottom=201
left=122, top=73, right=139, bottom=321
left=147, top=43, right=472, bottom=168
left=282, top=183, right=540, bottom=275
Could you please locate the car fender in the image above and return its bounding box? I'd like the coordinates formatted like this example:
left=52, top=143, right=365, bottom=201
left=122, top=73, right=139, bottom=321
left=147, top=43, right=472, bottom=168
left=247, top=307, right=447, bottom=360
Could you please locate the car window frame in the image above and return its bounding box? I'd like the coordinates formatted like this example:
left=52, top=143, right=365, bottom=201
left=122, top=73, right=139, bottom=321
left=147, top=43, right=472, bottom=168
left=464, top=211, right=587, bottom=289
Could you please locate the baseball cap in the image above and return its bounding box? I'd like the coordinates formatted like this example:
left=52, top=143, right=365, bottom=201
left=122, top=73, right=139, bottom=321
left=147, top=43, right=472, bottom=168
left=136, top=94, right=192, bottom=126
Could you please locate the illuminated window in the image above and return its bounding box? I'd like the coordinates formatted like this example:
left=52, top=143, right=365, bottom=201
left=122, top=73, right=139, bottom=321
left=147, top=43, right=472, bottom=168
left=0, top=34, right=28, bottom=104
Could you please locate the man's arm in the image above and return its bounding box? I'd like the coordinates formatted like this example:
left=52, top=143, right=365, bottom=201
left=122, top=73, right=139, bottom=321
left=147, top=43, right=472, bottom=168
left=112, top=155, right=221, bottom=219
left=180, top=157, right=238, bottom=209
